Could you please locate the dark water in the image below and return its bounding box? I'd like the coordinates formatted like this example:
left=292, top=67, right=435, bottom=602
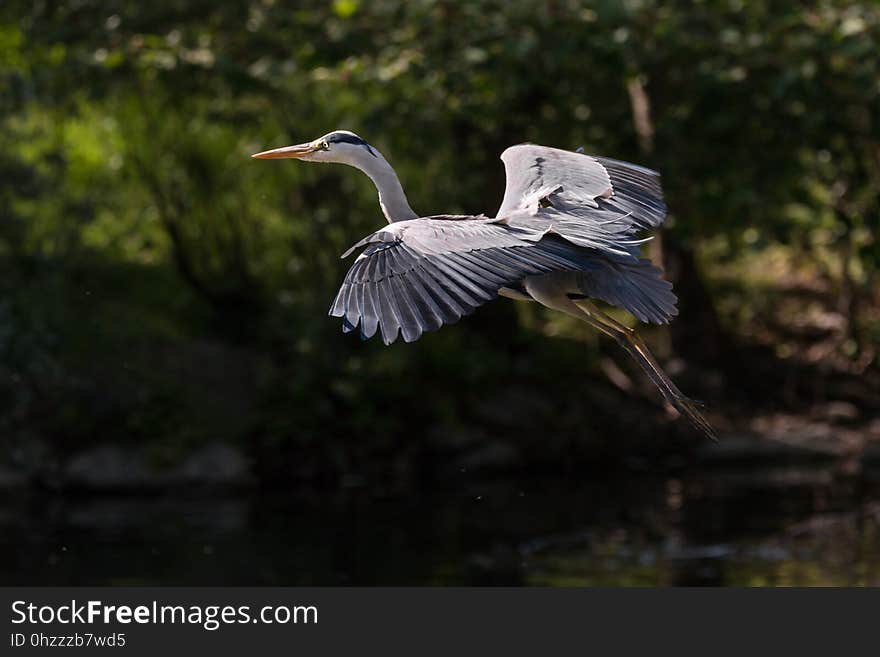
left=2, top=464, right=879, bottom=586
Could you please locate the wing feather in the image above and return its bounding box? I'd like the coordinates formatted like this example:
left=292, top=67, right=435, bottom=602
left=428, top=259, right=486, bottom=307
left=330, top=283, right=348, bottom=318
left=361, top=283, right=380, bottom=338
left=447, top=252, right=510, bottom=287
left=388, top=275, right=422, bottom=343
left=497, top=145, right=667, bottom=257
left=431, top=258, right=495, bottom=302
left=332, top=140, right=675, bottom=344
left=343, top=283, right=359, bottom=329
left=330, top=217, right=597, bottom=344
left=403, top=271, right=445, bottom=332
left=412, top=267, right=465, bottom=324
left=376, top=282, right=401, bottom=345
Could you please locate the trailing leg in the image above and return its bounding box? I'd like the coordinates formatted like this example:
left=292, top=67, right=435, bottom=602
left=521, top=272, right=716, bottom=440
left=570, top=298, right=716, bottom=440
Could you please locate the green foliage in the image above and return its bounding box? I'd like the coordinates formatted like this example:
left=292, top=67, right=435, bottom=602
left=0, top=1, right=878, bottom=476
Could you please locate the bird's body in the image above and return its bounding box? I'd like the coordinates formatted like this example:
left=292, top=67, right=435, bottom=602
left=253, top=131, right=715, bottom=439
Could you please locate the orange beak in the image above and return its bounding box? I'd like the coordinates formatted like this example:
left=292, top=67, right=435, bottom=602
left=251, top=142, right=320, bottom=159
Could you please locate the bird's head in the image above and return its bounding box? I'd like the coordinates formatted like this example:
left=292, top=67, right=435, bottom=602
left=252, top=130, right=378, bottom=165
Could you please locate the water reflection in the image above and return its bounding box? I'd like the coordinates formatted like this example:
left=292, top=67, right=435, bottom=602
left=2, top=465, right=878, bottom=586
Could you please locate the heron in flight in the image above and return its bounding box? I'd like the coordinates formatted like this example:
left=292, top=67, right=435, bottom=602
left=253, top=131, right=715, bottom=439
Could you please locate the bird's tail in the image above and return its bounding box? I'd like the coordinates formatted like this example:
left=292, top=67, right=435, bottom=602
left=575, top=256, right=678, bottom=325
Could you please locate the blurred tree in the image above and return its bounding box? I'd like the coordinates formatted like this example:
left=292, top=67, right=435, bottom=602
left=0, top=0, right=878, bottom=474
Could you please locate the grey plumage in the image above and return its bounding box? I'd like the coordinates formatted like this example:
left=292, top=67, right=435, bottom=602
left=253, top=131, right=715, bottom=439
left=331, top=145, right=676, bottom=344
left=332, top=219, right=604, bottom=342
left=575, top=256, right=678, bottom=325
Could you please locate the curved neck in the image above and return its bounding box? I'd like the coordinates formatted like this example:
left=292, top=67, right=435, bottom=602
left=347, top=149, right=417, bottom=223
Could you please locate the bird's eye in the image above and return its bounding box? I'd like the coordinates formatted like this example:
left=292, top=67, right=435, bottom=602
left=320, top=141, right=330, bottom=151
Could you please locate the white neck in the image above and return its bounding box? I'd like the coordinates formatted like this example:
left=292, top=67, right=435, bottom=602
left=344, top=148, right=418, bottom=223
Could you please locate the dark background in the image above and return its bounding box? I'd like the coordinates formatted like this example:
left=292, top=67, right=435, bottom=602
left=1, top=0, right=879, bottom=585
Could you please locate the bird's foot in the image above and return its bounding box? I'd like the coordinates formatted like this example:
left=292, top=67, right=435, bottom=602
left=668, top=393, right=717, bottom=442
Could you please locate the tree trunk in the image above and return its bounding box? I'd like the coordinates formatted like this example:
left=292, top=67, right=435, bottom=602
left=626, top=75, right=733, bottom=366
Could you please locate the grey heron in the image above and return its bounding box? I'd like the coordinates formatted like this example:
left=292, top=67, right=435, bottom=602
left=253, top=131, right=715, bottom=439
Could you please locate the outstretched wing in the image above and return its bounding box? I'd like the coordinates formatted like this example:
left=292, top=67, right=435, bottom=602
left=330, top=216, right=595, bottom=345
left=497, top=144, right=667, bottom=256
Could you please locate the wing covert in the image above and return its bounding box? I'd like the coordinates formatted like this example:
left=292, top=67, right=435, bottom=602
left=498, top=144, right=613, bottom=217
left=497, top=144, right=667, bottom=256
